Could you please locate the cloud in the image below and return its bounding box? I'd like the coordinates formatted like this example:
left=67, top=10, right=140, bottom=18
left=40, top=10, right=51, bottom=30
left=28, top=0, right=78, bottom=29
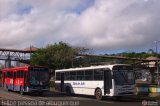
left=0, top=0, right=160, bottom=53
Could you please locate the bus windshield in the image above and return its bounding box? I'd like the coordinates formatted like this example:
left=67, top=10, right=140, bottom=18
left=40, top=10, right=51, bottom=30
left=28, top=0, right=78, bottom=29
left=29, top=67, right=49, bottom=86
left=113, top=66, right=135, bottom=85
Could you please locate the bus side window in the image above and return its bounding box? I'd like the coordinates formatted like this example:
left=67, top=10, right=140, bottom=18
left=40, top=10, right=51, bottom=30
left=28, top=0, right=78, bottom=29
left=77, top=71, right=84, bottom=80
left=8, top=72, right=10, bottom=78
left=94, top=69, right=104, bottom=80
left=8, top=71, right=12, bottom=78
left=85, top=70, right=93, bottom=80
left=6, top=72, right=8, bottom=78
left=7, top=72, right=9, bottom=78
left=21, top=71, right=24, bottom=78
left=70, top=71, right=77, bottom=80
left=2, top=72, right=3, bottom=78
left=64, top=72, right=70, bottom=80
left=14, top=72, right=16, bottom=79
left=11, top=71, right=13, bottom=78
left=24, top=71, right=28, bottom=84
left=17, top=71, right=21, bottom=78
left=56, top=72, right=61, bottom=80
left=6, top=71, right=9, bottom=78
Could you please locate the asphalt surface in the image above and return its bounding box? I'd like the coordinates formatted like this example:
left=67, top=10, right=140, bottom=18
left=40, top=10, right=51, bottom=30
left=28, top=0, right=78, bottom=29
left=0, top=87, right=159, bottom=106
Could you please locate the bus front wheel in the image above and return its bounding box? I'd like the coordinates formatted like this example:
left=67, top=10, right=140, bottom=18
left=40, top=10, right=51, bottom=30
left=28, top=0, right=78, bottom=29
left=95, top=88, right=102, bottom=100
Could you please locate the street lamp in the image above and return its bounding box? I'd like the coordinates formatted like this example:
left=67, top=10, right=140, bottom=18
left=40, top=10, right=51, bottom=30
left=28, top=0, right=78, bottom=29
left=155, top=41, right=160, bottom=86
left=155, top=40, right=160, bottom=53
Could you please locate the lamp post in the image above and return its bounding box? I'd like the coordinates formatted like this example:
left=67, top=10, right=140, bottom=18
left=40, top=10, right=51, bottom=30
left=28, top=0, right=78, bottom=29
left=155, top=41, right=160, bottom=86
left=155, top=41, right=160, bottom=54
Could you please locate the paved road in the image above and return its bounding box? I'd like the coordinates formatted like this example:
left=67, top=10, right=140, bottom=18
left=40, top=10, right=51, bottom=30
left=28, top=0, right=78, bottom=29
left=0, top=87, right=153, bottom=106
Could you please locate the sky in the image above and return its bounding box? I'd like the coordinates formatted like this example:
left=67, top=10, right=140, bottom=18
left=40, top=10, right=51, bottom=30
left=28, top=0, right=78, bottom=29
left=0, top=0, right=160, bottom=54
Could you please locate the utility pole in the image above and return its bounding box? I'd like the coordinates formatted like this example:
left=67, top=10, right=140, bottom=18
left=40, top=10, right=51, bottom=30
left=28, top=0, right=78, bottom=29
left=155, top=41, right=157, bottom=53
left=155, top=41, right=160, bottom=87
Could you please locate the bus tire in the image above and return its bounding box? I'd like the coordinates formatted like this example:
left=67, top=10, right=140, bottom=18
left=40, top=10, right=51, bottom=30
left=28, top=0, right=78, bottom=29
left=95, top=88, right=102, bottom=100
left=66, top=86, right=71, bottom=95
left=20, top=86, right=24, bottom=95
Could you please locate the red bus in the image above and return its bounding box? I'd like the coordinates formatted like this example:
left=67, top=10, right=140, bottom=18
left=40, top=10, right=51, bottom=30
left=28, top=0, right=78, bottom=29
left=1, top=65, right=49, bottom=95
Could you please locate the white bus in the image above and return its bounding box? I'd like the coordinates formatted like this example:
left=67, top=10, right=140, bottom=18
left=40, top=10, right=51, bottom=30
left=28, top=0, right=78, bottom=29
left=55, top=64, right=135, bottom=100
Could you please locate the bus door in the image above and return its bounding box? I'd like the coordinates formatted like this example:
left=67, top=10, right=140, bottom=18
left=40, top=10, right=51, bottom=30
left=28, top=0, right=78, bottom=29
left=61, top=73, right=64, bottom=92
left=13, top=72, right=16, bottom=91
left=104, top=70, right=112, bottom=95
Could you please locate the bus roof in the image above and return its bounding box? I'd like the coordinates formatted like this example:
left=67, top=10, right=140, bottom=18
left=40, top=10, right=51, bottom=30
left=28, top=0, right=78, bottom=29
left=2, top=65, right=48, bottom=72
left=55, top=64, right=131, bottom=72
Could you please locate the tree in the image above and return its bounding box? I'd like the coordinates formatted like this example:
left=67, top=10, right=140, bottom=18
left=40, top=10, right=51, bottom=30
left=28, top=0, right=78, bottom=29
left=30, top=42, right=78, bottom=70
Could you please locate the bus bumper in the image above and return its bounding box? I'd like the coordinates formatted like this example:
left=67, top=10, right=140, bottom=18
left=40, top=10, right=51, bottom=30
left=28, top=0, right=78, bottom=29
left=25, top=86, right=49, bottom=93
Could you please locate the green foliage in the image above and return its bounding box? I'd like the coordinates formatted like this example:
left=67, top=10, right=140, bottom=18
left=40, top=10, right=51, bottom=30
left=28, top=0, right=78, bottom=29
left=73, top=51, right=159, bottom=66
left=31, top=43, right=160, bottom=69
left=30, top=42, right=78, bottom=69
left=119, top=52, right=157, bottom=59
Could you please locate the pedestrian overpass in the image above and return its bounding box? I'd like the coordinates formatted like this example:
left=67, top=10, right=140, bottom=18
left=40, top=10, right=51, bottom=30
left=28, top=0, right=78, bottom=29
left=0, top=46, right=37, bottom=68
